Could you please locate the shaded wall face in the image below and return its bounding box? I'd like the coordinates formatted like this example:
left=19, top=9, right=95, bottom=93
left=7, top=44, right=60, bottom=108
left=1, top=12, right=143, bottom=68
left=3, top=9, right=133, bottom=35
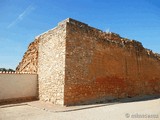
left=64, top=22, right=160, bottom=105
left=0, top=73, right=37, bottom=103
left=38, top=24, right=66, bottom=105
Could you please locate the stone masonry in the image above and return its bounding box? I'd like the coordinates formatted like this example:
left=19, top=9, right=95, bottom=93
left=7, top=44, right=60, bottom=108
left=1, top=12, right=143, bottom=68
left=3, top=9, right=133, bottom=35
left=16, top=18, right=160, bottom=106
left=16, top=38, right=39, bottom=73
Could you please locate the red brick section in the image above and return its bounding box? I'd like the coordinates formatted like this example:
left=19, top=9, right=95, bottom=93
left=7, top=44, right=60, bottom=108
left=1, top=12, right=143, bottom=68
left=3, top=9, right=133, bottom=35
left=64, top=19, right=160, bottom=105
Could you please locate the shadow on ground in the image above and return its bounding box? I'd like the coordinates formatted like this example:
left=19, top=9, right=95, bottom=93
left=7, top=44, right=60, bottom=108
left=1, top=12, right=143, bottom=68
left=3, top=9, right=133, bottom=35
left=0, top=94, right=160, bottom=112
left=63, top=94, right=160, bottom=112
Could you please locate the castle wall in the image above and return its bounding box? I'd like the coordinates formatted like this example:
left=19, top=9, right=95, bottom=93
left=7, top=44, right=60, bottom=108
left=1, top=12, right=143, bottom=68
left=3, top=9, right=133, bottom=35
left=16, top=38, right=39, bottom=73
left=16, top=18, right=160, bottom=106
left=37, top=23, right=66, bottom=105
left=64, top=19, right=160, bottom=105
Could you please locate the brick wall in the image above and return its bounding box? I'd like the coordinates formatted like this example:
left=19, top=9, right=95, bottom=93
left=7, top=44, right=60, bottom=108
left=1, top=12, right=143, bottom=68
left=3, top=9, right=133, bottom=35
left=64, top=18, right=160, bottom=105
left=16, top=18, right=160, bottom=106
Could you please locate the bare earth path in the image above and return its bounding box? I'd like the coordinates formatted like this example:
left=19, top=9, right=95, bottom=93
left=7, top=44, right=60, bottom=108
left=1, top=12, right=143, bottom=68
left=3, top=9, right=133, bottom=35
left=0, top=98, right=160, bottom=120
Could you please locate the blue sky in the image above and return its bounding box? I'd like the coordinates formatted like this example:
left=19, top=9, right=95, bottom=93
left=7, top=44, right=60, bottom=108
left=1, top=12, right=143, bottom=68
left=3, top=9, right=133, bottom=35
left=0, top=0, right=160, bottom=69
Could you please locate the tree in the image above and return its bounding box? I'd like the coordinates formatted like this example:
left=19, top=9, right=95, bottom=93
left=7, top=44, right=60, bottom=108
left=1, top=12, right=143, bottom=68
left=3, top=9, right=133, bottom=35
left=0, top=68, right=15, bottom=72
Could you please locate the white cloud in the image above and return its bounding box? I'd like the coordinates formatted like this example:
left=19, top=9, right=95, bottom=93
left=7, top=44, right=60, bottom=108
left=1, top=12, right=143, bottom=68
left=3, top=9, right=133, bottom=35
left=7, top=4, right=35, bottom=28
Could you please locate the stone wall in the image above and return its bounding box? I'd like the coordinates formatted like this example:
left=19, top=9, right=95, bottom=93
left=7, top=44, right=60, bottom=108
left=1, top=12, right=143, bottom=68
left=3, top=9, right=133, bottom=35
left=16, top=18, right=160, bottom=106
left=64, top=18, right=160, bottom=105
left=16, top=38, right=39, bottom=73
left=37, top=23, right=66, bottom=105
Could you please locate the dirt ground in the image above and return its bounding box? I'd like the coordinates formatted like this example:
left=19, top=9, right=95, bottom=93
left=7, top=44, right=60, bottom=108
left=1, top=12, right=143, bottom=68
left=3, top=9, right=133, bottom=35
left=0, top=98, right=160, bottom=120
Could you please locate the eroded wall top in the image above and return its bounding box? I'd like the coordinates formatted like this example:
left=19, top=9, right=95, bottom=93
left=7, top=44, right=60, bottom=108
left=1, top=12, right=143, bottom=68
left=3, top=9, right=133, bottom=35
left=16, top=18, right=160, bottom=73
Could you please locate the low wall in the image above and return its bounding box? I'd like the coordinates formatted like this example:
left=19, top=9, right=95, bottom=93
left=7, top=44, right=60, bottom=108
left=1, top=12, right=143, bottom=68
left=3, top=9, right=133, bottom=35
left=0, top=73, right=38, bottom=104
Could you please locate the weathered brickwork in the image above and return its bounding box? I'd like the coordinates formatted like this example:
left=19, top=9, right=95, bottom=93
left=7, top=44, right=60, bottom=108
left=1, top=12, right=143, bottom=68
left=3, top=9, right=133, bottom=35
left=16, top=38, right=39, bottom=73
left=64, top=18, right=160, bottom=105
left=17, top=18, right=160, bottom=106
